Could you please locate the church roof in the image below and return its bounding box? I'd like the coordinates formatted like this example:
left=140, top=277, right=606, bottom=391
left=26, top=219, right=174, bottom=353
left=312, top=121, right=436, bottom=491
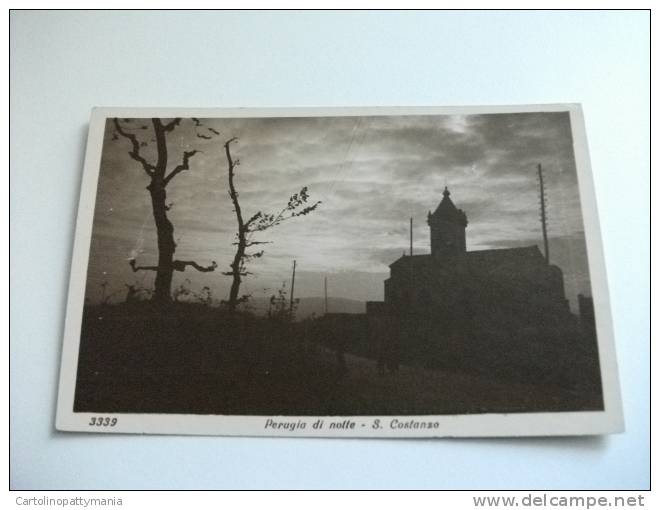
left=429, top=187, right=468, bottom=225
left=389, top=245, right=545, bottom=269
left=466, top=245, right=544, bottom=264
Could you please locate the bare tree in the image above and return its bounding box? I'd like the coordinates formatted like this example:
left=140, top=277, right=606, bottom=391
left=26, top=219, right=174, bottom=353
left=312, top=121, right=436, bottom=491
left=113, top=118, right=217, bottom=303
left=222, top=137, right=321, bottom=312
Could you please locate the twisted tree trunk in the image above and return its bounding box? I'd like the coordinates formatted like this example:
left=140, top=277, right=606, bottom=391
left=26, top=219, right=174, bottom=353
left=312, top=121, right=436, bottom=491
left=220, top=137, right=321, bottom=313
left=149, top=120, right=176, bottom=303
left=225, top=138, right=245, bottom=312
left=148, top=178, right=176, bottom=303
left=116, top=117, right=214, bottom=304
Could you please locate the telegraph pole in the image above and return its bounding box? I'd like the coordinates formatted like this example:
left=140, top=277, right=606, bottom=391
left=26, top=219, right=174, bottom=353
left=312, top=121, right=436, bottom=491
left=289, top=260, right=297, bottom=313
left=538, top=163, right=550, bottom=264
left=408, top=217, right=414, bottom=310
left=324, top=276, right=328, bottom=315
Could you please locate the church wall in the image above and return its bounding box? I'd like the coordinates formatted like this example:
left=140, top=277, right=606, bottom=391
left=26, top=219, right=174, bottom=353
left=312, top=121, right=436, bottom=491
left=363, top=189, right=599, bottom=393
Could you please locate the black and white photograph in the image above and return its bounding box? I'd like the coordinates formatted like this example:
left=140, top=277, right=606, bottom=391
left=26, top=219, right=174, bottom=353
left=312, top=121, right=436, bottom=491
left=55, top=105, right=623, bottom=437
left=12, top=7, right=649, bottom=494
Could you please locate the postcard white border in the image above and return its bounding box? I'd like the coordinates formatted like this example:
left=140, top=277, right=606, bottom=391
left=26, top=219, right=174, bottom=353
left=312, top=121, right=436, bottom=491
left=55, top=104, right=624, bottom=437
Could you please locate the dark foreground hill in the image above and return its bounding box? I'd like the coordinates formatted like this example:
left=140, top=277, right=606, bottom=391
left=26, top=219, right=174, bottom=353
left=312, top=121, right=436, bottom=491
left=73, top=302, right=602, bottom=416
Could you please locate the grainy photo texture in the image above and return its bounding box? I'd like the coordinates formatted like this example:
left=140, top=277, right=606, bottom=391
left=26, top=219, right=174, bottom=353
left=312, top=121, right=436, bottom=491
left=56, top=106, right=623, bottom=437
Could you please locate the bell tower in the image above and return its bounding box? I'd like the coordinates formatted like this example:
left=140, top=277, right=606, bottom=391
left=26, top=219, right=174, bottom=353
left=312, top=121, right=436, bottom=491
left=427, top=187, right=468, bottom=257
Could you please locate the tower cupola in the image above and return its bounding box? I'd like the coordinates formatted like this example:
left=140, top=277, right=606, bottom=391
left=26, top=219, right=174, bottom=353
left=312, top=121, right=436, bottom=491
left=427, top=186, right=468, bottom=257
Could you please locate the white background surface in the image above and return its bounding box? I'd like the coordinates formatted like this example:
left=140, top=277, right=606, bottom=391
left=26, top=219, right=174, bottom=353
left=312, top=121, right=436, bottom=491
left=10, top=10, right=649, bottom=489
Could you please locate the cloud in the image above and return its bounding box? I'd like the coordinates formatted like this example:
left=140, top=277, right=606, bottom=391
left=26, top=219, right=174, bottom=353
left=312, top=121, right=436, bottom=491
left=86, top=111, right=591, bottom=308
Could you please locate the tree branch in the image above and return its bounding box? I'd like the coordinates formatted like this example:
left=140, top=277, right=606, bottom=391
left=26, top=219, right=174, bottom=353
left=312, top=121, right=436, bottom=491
left=162, top=118, right=182, bottom=133
left=113, top=118, right=155, bottom=177
left=163, top=150, right=200, bottom=186
left=172, top=260, right=218, bottom=273
left=129, top=259, right=158, bottom=272
left=222, top=270, right=252, bottom=277
left=244, top=211, right=262, bottom=229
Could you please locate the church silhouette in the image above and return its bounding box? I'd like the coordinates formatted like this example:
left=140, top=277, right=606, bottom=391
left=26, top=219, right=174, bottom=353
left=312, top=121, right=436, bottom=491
left=378, top=187, right=568, bottom=326
left=363, top=187, right=601, bottom=399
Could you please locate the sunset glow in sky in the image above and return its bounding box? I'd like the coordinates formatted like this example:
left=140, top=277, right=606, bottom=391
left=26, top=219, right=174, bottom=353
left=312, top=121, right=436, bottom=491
left=86, top=112, right=591, bottom=309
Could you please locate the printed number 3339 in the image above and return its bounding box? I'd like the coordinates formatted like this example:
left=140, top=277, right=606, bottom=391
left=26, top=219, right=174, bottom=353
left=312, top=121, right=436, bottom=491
left=88, top=416, right=117, bottom=427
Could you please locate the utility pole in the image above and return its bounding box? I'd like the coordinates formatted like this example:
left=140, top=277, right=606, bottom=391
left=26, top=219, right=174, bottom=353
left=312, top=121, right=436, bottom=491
left=538, top=163, right=550, bottom=264
left=289, top=259, right=297, bottom=314
left=324, top=276, right=328, bottom=315
left=408, top=217, right=414, bottom=310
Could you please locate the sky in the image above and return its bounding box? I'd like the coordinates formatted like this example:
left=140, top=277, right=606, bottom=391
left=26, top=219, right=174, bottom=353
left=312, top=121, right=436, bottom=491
left=85, top=112, right=591, bottom=310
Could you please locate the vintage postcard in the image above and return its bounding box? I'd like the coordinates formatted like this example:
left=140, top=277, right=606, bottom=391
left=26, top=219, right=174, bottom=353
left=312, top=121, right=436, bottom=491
left=56, top=105, right=623, bottom=437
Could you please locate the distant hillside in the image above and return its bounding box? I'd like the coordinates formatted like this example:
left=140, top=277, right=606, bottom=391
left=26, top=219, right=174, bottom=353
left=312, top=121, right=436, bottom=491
left=297, top=297, right=366, bottom=319
left=241, top=296, right=365, bottom=320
